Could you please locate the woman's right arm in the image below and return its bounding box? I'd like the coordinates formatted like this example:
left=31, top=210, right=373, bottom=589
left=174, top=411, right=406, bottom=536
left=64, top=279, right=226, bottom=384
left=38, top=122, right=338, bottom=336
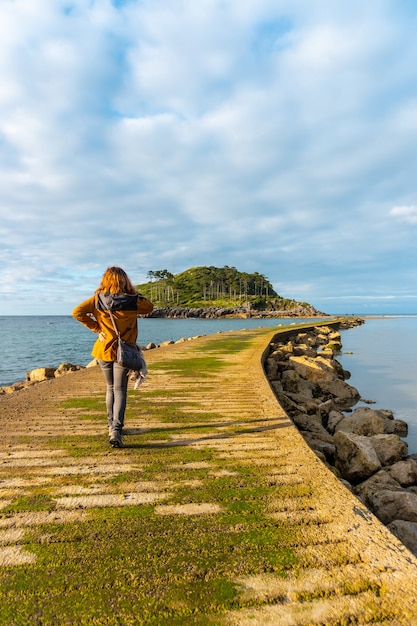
left=72, top=296, right=101, bottom=333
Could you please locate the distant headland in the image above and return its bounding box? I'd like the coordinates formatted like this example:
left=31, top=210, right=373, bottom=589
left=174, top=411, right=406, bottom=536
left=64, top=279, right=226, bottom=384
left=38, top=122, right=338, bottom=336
left=137, top=265, right=328, bottom=318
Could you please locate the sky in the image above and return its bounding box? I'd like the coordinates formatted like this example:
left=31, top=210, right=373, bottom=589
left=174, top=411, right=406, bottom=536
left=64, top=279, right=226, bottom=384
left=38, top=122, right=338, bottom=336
left=1, top=0, right=417, bottom=316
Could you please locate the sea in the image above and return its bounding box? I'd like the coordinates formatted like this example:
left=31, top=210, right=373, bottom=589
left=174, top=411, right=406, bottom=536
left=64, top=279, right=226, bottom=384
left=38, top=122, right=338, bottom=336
left=337, top=316, right=417, bottom=455
left=0, top=315, right=307, bottom=388
left=1, top=315, right=417, bottom=454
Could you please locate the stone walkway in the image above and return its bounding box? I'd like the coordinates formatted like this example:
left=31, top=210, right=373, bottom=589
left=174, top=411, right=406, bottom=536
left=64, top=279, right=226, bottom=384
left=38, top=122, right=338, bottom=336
left=1, top=324, right=417, bottom=624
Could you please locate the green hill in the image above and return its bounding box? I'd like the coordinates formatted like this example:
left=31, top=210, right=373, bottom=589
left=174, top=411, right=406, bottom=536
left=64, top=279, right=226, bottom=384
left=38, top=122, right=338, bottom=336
left=136, top=265, right=323, bottom=315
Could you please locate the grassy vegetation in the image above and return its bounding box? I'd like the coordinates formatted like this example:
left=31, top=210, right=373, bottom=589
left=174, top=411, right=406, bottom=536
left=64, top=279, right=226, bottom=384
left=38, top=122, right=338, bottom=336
left=0, top=333, right=300, bottom=624
left=0, top=432, right=300, bottom=625
left=2, top=494, right=57, bottom=514
left=1, top=513, right=297, bottom=625
left=195, top=334, right=255, bottom=353
left=136, top=265, right=318, bottom=313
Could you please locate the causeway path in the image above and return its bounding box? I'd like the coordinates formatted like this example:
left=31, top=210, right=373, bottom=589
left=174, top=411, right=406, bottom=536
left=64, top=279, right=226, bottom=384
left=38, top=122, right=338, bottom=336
left=1, top=323, right=417, bottom=625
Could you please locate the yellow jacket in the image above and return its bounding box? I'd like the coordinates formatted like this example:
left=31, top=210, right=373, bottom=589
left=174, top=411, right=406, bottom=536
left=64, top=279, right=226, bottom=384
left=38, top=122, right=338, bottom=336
left=72, top=293, right=154, bottom=361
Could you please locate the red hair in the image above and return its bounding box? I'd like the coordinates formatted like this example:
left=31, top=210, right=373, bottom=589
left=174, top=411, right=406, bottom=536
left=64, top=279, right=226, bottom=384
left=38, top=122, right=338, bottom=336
left=96, top=267, right=137, bottom=295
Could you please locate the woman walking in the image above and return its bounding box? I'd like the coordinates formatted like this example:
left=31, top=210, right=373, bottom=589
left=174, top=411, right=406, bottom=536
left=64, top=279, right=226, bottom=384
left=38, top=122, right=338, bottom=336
left=72, top=266, right=153, bottom=447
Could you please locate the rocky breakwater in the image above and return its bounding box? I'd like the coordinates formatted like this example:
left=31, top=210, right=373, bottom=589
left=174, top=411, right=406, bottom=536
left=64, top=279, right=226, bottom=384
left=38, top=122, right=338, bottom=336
left=265, top=320, right=417, bottom=557
left=149, top=303, right=326, bottom=318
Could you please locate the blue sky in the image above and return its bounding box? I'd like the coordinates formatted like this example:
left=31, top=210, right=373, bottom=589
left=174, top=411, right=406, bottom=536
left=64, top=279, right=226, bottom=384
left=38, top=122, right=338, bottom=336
left=1, top=0, right=417, bottom=315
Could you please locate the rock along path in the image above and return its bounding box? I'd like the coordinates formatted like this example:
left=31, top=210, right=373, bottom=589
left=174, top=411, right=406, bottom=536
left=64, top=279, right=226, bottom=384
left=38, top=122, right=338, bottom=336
left=1, top=323, right=417, bottom=625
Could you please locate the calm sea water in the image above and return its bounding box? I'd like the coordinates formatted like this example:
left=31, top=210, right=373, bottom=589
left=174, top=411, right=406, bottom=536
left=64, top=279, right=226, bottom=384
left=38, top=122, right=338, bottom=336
left=0, top=315, right=307, bottom=388
left=337, top=316, right=417, bottom=455
left=2, top=315, right=417, bottom=453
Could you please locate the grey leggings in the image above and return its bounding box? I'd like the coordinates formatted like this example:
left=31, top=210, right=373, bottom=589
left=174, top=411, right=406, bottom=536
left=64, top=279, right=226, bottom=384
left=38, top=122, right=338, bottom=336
left=98, top=360, right=130, bottom=433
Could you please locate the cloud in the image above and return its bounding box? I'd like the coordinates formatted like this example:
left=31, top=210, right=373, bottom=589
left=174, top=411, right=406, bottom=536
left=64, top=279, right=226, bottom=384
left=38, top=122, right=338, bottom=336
left=390, top=205, right=417, bottom=224
left=1, top=1, right=417, bottom=314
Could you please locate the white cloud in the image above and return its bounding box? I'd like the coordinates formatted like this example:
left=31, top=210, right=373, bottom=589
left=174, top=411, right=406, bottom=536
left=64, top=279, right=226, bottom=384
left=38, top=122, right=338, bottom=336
left=1, top=1, right=417, bottom=314
left=389, top=205, right=417, bottom=224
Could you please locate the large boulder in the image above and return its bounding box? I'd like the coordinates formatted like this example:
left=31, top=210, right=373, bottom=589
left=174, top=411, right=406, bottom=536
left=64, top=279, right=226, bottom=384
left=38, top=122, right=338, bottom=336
left=302, top=432, right=336, bottom=463
left=317, top=399, right=334, bottom=417
left=385, top=419, right=409, bottom=435
left=387, top=520, right=417, bottom=556
left=355, top=469, right=401, bottom=496
left=360, top=488, right=417, bottom=525
left=291, top=413, right=329, bottom=436
left=355, top=470, right=417, bottom=524
left=265, top=357, right=279, bottom=379
left=288, top=355, right=341, bottom=383
left=317, top=378, right=360, bottom=405
left=369, top=434, right=408, bottom=466
left=313, top=326, right=335, bottom=339
left=322, top=341, right=343, bottom=353
left=387, top=459, right=417, bottom=487
left=281, top=369, right=302, bottom=393
left=335, top=406, right=408, bottom=437
left=334, top=430, right=381, bottom=482
left=294, top=332, right=316, bottom=345
left=281, top=370, right=319, bottom=401
left=54, top=363, right=83, bottom=377
left=296, top=378, right=320, bottom=400
left=27, top=367, right=56, bottom=382
left=1, top=382, right=28, bottom=395
left=336, top=407, right=393, bottom=436
left=293, top=345, right=317, bottom=357
left=274, top=342, right=295, bottom=360
left=327, top=409, right=345, bottom=434
left=286, top=395, right=322, bottom=413
left=274, top=391, right=306, bottom=418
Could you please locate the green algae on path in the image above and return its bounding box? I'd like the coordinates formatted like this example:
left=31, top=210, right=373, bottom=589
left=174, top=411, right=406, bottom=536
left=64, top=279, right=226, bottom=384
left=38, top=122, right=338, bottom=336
left=1, top=324, right=417, bottom=625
